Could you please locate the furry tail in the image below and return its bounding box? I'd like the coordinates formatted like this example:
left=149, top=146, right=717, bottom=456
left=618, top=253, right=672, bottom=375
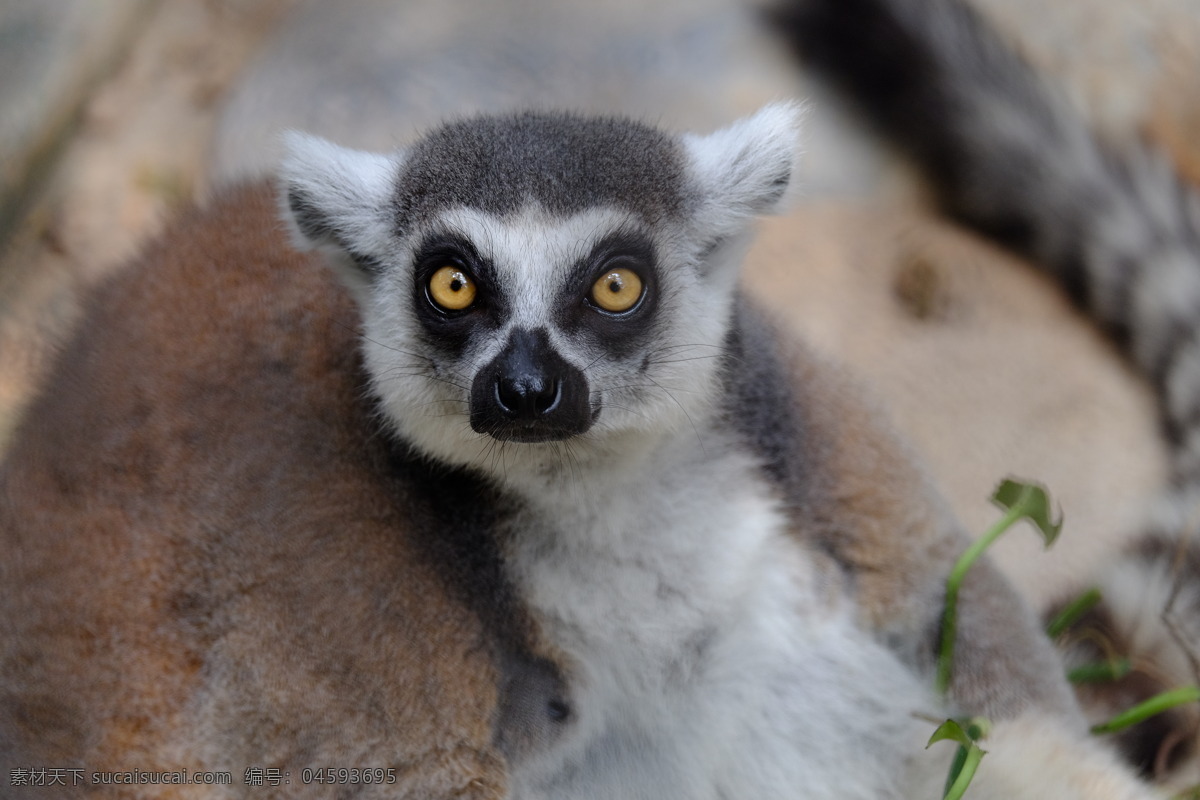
left=769, top=0, right=1200, bottom=782
left=770, top=0, right=1200, bottom=485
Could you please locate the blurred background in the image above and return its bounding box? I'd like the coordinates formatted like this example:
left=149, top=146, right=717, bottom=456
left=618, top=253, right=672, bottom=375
left=1, top=0, right=1199, bottom=606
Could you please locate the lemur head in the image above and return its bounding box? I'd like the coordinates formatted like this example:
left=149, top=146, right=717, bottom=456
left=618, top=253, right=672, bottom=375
left=280, top=105, right=801, bottom=479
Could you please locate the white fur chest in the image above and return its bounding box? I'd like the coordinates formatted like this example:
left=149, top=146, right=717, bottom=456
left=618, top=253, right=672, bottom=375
left=500, top=441, right=939, bottom=799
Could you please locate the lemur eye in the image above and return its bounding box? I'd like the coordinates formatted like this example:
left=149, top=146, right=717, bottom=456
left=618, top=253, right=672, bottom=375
left=428, top=266, right=477, bottom=311
left=591, top=268, right=643, bottom=313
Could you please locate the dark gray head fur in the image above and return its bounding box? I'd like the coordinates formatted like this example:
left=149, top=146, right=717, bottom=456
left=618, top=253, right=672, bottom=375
left=392, top=111, right=689, bottom=232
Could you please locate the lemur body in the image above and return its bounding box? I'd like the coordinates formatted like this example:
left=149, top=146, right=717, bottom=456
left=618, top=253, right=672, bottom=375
left=0, top=2, right=1179, bottom=797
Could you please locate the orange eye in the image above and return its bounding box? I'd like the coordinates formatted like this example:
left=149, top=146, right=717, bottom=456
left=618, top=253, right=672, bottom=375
left=428, top=266, right=477, bottom=311
left=591, top=268, right=643, bottom=313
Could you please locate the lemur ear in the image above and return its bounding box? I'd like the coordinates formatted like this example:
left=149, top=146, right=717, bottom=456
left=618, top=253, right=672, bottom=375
left=682, top=102, right=804, bottom=236
left=278, top=131, right=401, bottom=295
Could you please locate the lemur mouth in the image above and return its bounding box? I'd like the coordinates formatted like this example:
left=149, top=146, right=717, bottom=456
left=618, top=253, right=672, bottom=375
left=483, top=424, right=583, bottom=444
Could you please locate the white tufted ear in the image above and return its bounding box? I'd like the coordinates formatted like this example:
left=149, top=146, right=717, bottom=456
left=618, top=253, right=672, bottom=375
left=278, top=131, right=401, bottom=297
left=682, top=102, right=805, bottom=238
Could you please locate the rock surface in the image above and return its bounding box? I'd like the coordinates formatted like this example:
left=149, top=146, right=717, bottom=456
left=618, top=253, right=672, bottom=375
left=0, top=0, right=154, bottom=243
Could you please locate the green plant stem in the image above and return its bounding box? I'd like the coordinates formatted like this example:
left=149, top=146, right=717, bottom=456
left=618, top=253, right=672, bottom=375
left=936, top=505, right=1024, bottom=695
left=1045, top=587, right=1102, bottom=639
left=943, top=745, right=969, bottom=798
left=1067, top=658, right=1131, bottom=684
left=1091, top=686, right=1200, bottom=735
left=943, top=743, right=986, bottom=800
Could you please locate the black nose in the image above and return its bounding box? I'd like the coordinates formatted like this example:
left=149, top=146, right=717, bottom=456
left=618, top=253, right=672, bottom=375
left=470, top=327, right=593, bottom=442
left=496, top=373, right=562, bottom=418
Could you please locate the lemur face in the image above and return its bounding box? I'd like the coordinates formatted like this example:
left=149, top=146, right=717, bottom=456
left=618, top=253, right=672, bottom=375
left=410, top=210, right=658, bottom=445
left=373, top=200, right=725, bottom=462
left=281, top=107, right=801, bottom=476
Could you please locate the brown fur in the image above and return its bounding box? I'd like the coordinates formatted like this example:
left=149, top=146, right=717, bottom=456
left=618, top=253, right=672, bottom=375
left=0, top=183, right=507, bottom=798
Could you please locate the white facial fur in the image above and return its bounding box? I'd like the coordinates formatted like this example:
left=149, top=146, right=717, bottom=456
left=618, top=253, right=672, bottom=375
left=364, top=205, right=729, bottom=480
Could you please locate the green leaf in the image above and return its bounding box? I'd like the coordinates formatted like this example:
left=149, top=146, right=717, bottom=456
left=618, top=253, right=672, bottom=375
left=1067, top=658, right=1132, bottom=684
left=1046, top=587, right=1102, bottom=639
left=990, top=479, right=1062, bottom=546
left=927, top=719, right=989, bottom=800
left=963, top=717, right=992, bottom=741
left=927, top=719, right=974, bottom=749
left=1092, top=686, right=1200, bottom=735
left=926, top=718, right=991, bottom=749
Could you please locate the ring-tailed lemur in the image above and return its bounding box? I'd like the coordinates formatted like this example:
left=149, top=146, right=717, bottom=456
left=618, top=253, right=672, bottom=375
left=0, top=27, right=1156, bottom=800
left=277, top=108, right=1106, bottom=798
left=770, top=0, right=1200, bottom=785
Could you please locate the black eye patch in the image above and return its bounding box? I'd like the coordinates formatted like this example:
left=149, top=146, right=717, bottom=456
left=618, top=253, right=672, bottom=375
left=410, top=232, right=505, bottom=353
left=554, top=229, right=660, bottom=353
